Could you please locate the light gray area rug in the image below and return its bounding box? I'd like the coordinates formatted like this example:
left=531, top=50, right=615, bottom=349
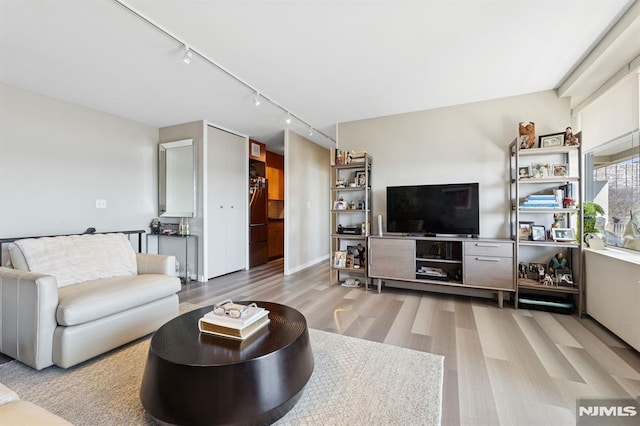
left=0, top=330, right=443, bottom=425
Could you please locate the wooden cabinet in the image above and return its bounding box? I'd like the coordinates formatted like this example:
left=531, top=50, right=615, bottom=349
left=267, top=220, right=284, bottom=259
left=266, top=151, right=284, bottom=200
left=368, top=235, right=514, bottom=307
left=368, top=237, right=415, bottom=281
left=464, top=241, right=514, bottom=289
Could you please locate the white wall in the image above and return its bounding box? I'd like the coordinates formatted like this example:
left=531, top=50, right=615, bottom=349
left=285, top=130, right=330, bottom=274
left=338, top=90, right=571, bottom=238
left=0, top=83, right=158, bottom=242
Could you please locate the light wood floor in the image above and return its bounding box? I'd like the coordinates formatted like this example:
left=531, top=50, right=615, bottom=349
left=179, top=258, right=640, bottom=426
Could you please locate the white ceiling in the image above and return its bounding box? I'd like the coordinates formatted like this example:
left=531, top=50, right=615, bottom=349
left=0, top=0, right=637, bottom=153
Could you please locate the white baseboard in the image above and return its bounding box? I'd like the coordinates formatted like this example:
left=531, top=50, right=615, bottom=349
left=285, top=254, right=330, bottom=275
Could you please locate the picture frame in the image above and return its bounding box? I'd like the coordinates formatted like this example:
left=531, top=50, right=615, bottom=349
left=518, top=221, right=534, bottom=240
left=333, top=200, right=346, bottom=210
left=347, top=245, right=360, bottom=266
left=531, top=225, right=546, bottom=241
left=531, top=162, right=551, bottom=178
left=551, top=227, right=576, bottom=242
left=518, top=166, right=531, bottom=179
left=553, top=164, right=568, bottom=177
left=539, top=132, right=565, bottom=148
left=555, top=268, right=574, bottom=286
left=354, top=170, right=367, bottom=187
left=528, top=262, right=545, bottom=280
left=333, top=251, right=346, bottom=268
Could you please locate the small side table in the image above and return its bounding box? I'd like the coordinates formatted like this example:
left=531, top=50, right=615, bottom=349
left=147, top=233, right=198, bottom=284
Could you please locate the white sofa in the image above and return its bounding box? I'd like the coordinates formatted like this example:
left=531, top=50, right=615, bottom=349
left=0, top=233, right=181, bottom=369
left=0, top=382, right=71, bottom=425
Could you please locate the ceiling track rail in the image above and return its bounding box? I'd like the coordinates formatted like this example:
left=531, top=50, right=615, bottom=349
left=111, top=0, right=336, bottom=145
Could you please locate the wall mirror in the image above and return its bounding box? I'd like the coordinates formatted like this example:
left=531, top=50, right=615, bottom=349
left=159, top=138, right=195, bottom=217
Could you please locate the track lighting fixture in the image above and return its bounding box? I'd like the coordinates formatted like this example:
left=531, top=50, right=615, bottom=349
left=113, top=1, right=336, bottom=145
left=182, top=46, right=193, bottom=64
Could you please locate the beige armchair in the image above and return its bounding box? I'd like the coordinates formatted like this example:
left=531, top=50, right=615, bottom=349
left=0, top=233, right=181, bottom=369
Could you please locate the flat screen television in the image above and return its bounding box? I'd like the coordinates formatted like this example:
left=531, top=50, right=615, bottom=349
left=386, top=183, right=480, bottom=236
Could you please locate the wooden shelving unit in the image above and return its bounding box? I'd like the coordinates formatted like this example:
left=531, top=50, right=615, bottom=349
left=329, top=152, right=372, bottom=287
left=509, top=137, right=584, bottom=315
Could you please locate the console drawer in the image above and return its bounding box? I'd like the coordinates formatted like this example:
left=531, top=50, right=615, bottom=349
left=464, top=241, right=513, bottom=258
left=464, top=255, right=514, bottom=289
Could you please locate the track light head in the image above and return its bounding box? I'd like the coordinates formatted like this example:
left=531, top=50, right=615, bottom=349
left=253, top=92, right=261, bottom=106
left=308, top=127, right=313, bottom=137
left=182, top=46, right=193, bottom=64
left=285, top=113, right=292, bottom=125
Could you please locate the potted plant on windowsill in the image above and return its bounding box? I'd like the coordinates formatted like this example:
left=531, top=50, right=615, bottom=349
left=579, top=201, right=605, bottom=241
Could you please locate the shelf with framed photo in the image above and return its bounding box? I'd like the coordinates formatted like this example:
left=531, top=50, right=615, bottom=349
left=509, top=130, right=584, bottom=316
left=330, top=152, right=372, bottom=288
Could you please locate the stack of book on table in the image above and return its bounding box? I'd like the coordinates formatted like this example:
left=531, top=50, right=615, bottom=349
left=198, top=303, right=270, bottom=340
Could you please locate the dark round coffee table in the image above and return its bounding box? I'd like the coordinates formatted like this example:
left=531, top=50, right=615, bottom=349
left=140, top=301, right=314, bottom=425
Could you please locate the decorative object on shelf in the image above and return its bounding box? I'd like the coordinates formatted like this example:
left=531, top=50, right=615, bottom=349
left=334, top=199, right=346, bottom=210
left=357, top=243, right=366, bottom=264
left=429, top=242, right=448, bottom=259
left=332, top=149, right=367, bottom=166
left=531, top=225, right=546, bottom=241
left=518, top=122, right=536, bottom=149
left=345, top=253, right=355, bottom=268
left=542, top=274, right=555, bottom=286
left=355, top=170, right=367, bottom=186
left=150, top=218, right=161, bottom=234
left=557, top=271, right=574, bottom=286
left=518, top=262, right=528, bottom=278
left=178, top=217, right=190, bottom=236
left=565, top=127, right=580, bottom=146
left=553, top=164, right=568, bottom=176
left=547, top=252, right=568, bottom=275
left=333, top=251, right=346, bottom=268
left=552, top=213, right=563, bottom=228
left=518, top=166, right=531, bottom=178
left=551, top=228, right=576, bottom=241
left=563, top=197, right=575, bottom=208
left=528, top=263, right=544, bottom=280
left=539, top=132, right=565, bottom=148
left=531, top=162, right=551, bottom=178
left=518, top=221, right=534, bottom=240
